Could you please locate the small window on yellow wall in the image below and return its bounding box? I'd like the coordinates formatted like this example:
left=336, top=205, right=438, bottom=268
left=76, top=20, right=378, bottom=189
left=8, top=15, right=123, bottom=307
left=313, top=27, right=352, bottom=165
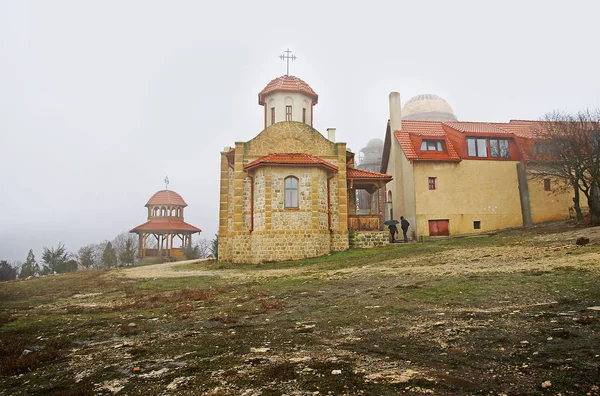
left=544, top=178, right=551, bottom=191
left=285, top=176, right=299, bottom=208
left=428, top=177, right=436, bottom=190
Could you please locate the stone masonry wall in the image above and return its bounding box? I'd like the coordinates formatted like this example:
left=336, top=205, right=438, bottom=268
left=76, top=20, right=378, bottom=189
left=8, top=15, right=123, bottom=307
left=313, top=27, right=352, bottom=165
left=219, top=121, right=351, bottom=264
left=349, top=231, right=390, bottom=249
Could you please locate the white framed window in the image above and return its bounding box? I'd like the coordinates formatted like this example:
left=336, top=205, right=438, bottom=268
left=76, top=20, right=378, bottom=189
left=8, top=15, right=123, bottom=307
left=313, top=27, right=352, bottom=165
left=284, top=176, right=298, bottom=208
left=420, top=140, right=444, bottom=151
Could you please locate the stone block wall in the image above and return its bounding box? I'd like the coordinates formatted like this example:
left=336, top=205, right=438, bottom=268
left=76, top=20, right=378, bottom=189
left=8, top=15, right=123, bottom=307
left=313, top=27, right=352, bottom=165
left=218, top=121, right=351, bottom=264
left=330, top=231, right=350, bottom=252
left=349, top=231, right=390, bottom=249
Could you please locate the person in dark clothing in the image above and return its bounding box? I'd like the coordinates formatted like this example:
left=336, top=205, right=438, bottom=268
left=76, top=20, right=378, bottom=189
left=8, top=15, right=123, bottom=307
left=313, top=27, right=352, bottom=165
left=388, top=223, right=398, bottom=242
left=400, top=216, right=410, bottom=242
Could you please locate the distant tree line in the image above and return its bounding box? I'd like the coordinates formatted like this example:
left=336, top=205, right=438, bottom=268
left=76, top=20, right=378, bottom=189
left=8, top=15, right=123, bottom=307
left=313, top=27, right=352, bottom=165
left=0, top=232, right=219, bottom=282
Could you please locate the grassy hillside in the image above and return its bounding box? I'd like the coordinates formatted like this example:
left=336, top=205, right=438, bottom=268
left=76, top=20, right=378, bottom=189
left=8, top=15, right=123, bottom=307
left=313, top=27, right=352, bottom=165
left=1, top=223, right=599, bottom=394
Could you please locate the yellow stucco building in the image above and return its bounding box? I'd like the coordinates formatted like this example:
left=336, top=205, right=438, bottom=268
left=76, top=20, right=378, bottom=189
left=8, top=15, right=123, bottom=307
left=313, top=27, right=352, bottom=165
left=382, top=92, right=575, bottom=240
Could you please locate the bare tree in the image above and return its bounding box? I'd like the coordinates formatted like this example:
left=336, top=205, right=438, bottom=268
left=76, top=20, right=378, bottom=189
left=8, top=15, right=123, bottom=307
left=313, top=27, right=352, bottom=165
left=78, top=245, right=96, bottom=269
left=196, top=239, right=211, bottom=258
left=527, top=110, right=600, bottom=224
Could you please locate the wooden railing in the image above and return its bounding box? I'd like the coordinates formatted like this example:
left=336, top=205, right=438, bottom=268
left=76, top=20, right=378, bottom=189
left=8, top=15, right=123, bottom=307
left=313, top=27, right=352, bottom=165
left=348, top=215, right=381, bottom=231
left=144, top=248, right=185, bottom=258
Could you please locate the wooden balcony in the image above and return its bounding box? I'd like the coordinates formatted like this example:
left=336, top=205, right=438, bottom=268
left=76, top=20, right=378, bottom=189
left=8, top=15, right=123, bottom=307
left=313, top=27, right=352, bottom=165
left=348, top=215, right=381, bottom=231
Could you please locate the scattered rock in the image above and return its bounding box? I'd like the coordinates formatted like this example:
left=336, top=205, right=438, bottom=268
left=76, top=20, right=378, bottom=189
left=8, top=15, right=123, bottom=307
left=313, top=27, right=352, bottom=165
left=587, top=306, right=600, bottom=311
left=575, top=237, right=589, bottom=246
left=127, top=323, right=136, bottom=327
left=541, top=380, right=552, bottom=389
left=250, top=347, right=270, bottom=353
left=331, top=369, right=342, bottom=375
left=574, top=315, right=595, bottom=325
left=167, top=377, right=191, bottom=390
left=22, top=349, right=32, bottom=356
left=140, top=368, right=169, bottom=378
left=433, top=321, right=446, bottom=327
left=132, top=366, right=141, bottom=373
left=520, top=341, right=530, bottom=346
left=96, top=379, right=125, bottom=394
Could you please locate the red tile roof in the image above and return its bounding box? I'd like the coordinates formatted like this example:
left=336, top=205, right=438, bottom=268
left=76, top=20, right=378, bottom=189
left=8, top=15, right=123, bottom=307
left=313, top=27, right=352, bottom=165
left=394, top=121, right=461, bottom=161
left=347, top=167, right=392, bottom=181
left=244, top=153, right=338, bottom=172
left=130, top=218, right=201, bottom=233
left=491, top=120, right=543, bottom=138
left=443, top=121, right=512, bottom=135
left=146, top=190, right=187, bottom=207
left=258, top=75, right=318, bottom=105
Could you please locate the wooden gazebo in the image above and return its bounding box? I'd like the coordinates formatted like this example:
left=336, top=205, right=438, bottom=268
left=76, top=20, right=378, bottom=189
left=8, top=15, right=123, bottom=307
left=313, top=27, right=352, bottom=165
left=130, top=190, right=201, bottom=258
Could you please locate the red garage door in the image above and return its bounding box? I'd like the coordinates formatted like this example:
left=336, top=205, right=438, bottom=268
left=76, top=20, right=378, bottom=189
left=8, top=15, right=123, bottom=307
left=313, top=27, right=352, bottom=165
left=429, top=219, right=449, bottom=236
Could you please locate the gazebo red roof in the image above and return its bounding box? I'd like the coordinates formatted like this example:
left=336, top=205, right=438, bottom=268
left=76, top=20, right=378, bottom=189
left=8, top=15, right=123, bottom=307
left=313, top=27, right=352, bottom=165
left=258, top=75, right=318, bottom=105
left=130, top=218, right=201, bottom=234
left=146, top=190, right=187, bottom=207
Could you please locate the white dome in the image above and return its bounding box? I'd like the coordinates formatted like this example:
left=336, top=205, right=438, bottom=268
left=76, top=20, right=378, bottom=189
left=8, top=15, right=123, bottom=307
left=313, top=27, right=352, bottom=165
left=402, top=94, right=457, bottom=121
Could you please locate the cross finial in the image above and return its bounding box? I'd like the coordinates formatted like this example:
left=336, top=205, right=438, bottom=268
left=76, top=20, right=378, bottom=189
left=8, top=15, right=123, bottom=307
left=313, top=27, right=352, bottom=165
left=279, top=48, right=296, bottom=76
left=164, top=175, right=170, bottom=190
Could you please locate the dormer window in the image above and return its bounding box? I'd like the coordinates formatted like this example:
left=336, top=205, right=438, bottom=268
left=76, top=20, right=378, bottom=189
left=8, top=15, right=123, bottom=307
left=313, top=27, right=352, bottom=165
left=467, top=137, right=510, bottom=158
left=420, top=140, right=444, bottom=151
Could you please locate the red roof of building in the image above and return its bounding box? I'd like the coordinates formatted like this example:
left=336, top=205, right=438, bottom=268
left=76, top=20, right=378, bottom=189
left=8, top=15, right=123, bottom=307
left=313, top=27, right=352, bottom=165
left=491, top=120, right=543, bottom=139
left=384, top=120, right=553, bottom=165
left=130, top=218, right=201, bottom=233
left=347, top=167, right=392, bottom=181
left=258, top=75, right=318, bottom=105
left=146, top=190, right=187, bottom=207
left=244, top=153, right=338, bottom=172
left=443, top=121, right=512, bottom=135
left=394, top=121, right=461, bottom=161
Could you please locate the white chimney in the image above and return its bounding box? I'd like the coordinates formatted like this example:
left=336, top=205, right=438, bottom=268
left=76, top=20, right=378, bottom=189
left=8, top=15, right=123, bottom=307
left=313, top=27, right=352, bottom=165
left=389, top=92, right=402, bottom=132
left=327, top=128, right=336, bottom=142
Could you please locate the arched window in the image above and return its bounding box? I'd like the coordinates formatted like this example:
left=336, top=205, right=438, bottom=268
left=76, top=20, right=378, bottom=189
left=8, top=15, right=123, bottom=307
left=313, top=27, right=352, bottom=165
left=285, top=176, right=299, bottom=208
left=161, top=206, right=167, bottom=216
left=153, top=207, right=159, bottom=217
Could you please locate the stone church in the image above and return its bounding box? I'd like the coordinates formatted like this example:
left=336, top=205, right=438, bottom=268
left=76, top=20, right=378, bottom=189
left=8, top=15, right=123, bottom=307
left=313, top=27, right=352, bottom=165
left=219, top=74, right=392, bottom=264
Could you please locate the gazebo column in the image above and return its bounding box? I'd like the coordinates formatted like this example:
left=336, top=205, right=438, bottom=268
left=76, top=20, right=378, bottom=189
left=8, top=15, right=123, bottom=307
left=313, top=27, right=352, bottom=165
left=138, top=233, right=144, bottom=258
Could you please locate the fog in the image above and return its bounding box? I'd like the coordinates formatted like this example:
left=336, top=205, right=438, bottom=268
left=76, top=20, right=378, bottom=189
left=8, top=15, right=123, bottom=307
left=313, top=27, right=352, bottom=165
left=1, top=0, right=599, bottom=262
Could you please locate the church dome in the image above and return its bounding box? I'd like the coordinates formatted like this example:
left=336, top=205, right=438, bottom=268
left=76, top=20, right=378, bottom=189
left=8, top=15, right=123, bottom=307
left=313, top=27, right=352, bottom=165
left=258, top=75, right=318, bottom=105
left=365, top=138, right=384, bottom=148
left=402, top=94, right=457, bottom=121
left=145, top=190, right=187, bottom=207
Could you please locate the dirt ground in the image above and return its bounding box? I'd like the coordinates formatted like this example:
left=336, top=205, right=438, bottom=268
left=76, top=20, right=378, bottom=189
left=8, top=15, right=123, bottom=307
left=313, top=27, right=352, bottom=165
left=1, top=222, right=599, bottom=395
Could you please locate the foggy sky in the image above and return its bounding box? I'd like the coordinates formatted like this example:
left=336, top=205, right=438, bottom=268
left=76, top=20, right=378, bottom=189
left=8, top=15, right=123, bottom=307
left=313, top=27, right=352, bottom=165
left=1, top=0, right=599, bottom=262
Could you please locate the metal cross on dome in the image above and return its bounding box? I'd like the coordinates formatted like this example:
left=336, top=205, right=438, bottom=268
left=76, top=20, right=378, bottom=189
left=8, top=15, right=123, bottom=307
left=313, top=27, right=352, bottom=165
left=164, top=175, right=170, bottom=190
left=280, top=48, right=296, bottom=76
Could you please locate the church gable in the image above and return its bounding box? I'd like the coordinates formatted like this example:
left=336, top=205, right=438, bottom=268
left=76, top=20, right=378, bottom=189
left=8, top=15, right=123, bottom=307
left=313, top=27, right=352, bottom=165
left=243, top=121, right=338, bottom=159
